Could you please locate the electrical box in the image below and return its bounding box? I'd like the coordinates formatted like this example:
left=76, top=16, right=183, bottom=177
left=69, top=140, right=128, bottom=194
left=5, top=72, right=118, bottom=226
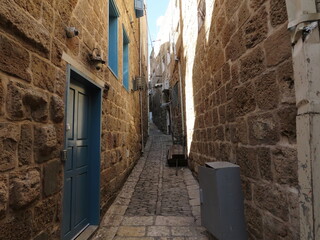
left=199, top=162, right=247, bottom=240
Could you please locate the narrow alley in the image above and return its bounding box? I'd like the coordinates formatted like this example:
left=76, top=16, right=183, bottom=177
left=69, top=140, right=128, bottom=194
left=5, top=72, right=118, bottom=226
left=92, top=123, right=209, bottom=240
left=1, top=0, right=320, bottom=239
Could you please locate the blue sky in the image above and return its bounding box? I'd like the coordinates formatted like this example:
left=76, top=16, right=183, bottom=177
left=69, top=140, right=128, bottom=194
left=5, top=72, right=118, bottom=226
left=146, top=0, right=170, bottom=53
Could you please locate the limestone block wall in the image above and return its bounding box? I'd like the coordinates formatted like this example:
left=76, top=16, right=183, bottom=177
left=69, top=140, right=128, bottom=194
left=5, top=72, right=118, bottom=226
left=178, top=0, right=298, bottom=239
left=0, top=0, right=148, bottom=239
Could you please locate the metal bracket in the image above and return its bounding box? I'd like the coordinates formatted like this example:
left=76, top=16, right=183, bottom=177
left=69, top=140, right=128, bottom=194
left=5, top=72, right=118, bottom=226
left=286, top=12, right=320, bottom=45
left=60, top=150, right=67, bottom=163
left=290, top=21, right=318, bottom=45
left=288, top=13, right=320, bottom=29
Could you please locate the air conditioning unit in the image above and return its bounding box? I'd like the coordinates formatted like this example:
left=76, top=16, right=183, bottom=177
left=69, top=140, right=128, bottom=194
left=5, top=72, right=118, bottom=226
left=132, top=76, right=145, bottom=91
left=162, top=80, right=170, bottom=91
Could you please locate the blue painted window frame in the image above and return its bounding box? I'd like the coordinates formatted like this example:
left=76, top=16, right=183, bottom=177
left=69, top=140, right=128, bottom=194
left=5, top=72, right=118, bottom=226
left=123, top=26, right=130, bottom=91
left=108, top=0, right=120, bottom=77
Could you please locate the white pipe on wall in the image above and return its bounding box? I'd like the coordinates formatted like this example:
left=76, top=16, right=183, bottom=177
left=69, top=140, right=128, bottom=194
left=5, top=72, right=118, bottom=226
left=285, top=0, right=320, bottom=239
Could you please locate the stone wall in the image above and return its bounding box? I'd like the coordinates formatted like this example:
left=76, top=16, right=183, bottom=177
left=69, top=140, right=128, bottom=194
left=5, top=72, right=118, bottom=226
left=175, top=0, right=298, bottom=239
left=0, top=0, right=148, bottom=239
left=150, top=42, right=171, bottom=134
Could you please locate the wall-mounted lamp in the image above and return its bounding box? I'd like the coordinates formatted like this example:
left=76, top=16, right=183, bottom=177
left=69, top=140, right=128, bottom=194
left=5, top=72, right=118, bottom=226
left=65, top=27, right=79, bottom=38
left=89, top=48, right=106, bottom=70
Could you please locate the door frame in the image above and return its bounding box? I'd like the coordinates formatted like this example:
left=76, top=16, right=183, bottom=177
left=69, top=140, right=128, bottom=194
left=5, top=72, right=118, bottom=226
left=61, top=65, right=102, bottom=239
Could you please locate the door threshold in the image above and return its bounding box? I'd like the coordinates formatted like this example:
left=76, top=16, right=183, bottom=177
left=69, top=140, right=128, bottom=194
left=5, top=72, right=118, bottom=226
left=74, top=225, right=98, bottom=240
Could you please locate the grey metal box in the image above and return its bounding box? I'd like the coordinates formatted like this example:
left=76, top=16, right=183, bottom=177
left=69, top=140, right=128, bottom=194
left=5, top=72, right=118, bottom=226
left=199, top=162, right=247, bottom=240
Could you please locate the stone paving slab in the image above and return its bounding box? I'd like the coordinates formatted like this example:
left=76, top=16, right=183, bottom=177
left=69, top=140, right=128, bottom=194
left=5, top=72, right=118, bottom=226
left=92, top=123, right=210, bottom=240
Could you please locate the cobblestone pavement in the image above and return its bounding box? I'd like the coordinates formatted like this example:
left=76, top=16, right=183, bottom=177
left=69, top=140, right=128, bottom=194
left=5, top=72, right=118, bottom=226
left=92, top=123, right=209, bottom=240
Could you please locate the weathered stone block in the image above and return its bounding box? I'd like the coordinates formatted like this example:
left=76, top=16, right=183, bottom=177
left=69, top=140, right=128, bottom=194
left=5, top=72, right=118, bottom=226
left=34, top=125, right=57, bottom=163
left=222, top=62, right=231, bottom=83
left=226, top=82, right=234, bottom=101
left=42, top=1, right=55, bottom=33
left=0, top=34, right=31, bottom=82
left=219, top=105, right=226, bottom=124
left=238, top=0, right=250, bottom=27
left=213, top=70, right=222, bottom=91
left=13, top=0, right=42, bottom=20
left=257, top=147, right=272, bottom=181
left=225, top=102, right=235, bottom=123
left=6, top=81, right=26, bottom=120
left=55, top=70, right=67, bottom=97
left=219, top=143, right=233, bottom=162
left=221, top=17, right=236, bottom=47
left=0, top=176, right=8, bottom=219
left=277, top=106, right=297, bottom=143
left=50, top=95, right=64, bottom=123
left=231, top=62, right=240, bottom=85
left=230, top=119, right=248, bottom=144
left=272, top=147, right=298, bottom=186
left=51, top=39, right=66, bottom=67
left=249, top=0, right=265, bottom=10
left=9, top=168, right=40, bottom=209
left=248, top=113, right=279, bottom=145
left=263, top=214, right=293, bottom=239
left=255, top=71, right=279, bottom=110
left=31, top=56, right=56, bottom=92
left=236, top=146, right=259, bottom=179
left=244, top=204, right=263, bottom=239
left=0, top=122, right=20, bottom=142
left=253, top=183, right=289, bottom=221
left=244, top=7, right=268, bottom=49
left=66, top=35, right=80, bottom=56
left=0, top=209, right=33, bottom=239
left=241, top=178, right=252, bottom=201
left=34, top=196, right=57, bottom=233
left=56, top=0, right=78, bottom=23
left=23, top=90, right=49, bottom=122
left=215, top=11, right=226, bottom=34
left=233, top=83, right=256, bottom=117
left=226, top=30, right=246, bottom=61
left=83, top=30, right=95, bottom=51
left=0, top=77, right=3, bottom=116
left=270, top=0, right=287, bottom=27
left=225, top=0, right=242, bottom=19
left=43, top=160, right=61, bottom=197
left=277, top=60, right=295, bottom=104
left=18, top=124, right=33, bottom=166
left=34, top=232, right=50, bottom=240
left=264, top=25, right=291, bottom=67
left=240, top=47, right=266, bottom=82
left=0, top=123, right=20, bottom=172
left=209, top=42, right=225, bottom=72
left=288, top=191, right=300, bottom=234
left=0, top=0, right=50, bottom=56
left=214, top=126, right=224, bottom=141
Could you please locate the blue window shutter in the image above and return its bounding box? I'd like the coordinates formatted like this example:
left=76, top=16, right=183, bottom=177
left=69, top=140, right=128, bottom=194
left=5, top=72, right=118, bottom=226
left=123, top=27, right=129, bottom=90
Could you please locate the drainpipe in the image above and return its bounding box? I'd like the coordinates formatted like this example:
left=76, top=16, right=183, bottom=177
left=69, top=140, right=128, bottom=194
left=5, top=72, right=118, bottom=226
left=285, top=0, right=320, bottom=239
left=139, top=15, right=145, bottom=153
left=177, top=58, right=186, bottom=155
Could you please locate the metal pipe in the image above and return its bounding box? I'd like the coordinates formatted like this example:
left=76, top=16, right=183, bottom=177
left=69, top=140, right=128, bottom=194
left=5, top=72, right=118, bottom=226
left=177, top=59, right=185, bottom=151
left=139, top=17, right=144, bottom=153
left=285, top=0, right=320, bottom=239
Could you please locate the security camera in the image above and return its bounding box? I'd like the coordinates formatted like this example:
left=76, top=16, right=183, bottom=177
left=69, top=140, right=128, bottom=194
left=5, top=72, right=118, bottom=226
left=65, top=27, right=79, bottom=38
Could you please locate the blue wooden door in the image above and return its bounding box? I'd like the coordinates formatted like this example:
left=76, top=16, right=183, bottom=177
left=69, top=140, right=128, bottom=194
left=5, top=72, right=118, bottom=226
left=62, top=80, right=90, bottom=240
